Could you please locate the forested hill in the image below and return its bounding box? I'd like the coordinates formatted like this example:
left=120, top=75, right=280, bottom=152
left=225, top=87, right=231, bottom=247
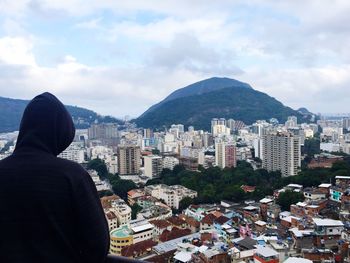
left=0, top=96, right=122, bottom=133
left=136, top=77, right=310, bottom=130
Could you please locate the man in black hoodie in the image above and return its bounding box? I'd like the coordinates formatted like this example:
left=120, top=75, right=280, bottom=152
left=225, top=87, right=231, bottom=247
left=0, top=93, right=110, bottom=262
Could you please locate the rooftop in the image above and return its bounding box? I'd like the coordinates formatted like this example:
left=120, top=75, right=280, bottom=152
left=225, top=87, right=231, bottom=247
left=111, top=225, right=132, bottom=238
left=153, top=233, right=200, bottom=254
left=313, top=218, right=344, bottom=227
left=283, top=257, right=313, bottom=263
left=255, top=246, right=279, bottom=257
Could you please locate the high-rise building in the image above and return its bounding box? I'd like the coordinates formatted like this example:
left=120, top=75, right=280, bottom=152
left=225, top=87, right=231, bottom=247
left=117, top=145, right=141, bottom=175
left=212, top=118, right=230, bottom=137
left=215, top=142, right=237, bottom=169
left=144, top=155, right=163, bottom=178
left=262, top=132, right=301, bottom=177
left=343, top=118, right=350, bottom=130
left=285, top=116, right=298, bottom=128
left=227, top=119, right=236, bottom=131
left=88, top=123, right=118, bottom=139
left=58, top=142, right=85, bottom=163
left=143, top=128, right=153, bottom=139
left=162, top=156, right=179, bottom=170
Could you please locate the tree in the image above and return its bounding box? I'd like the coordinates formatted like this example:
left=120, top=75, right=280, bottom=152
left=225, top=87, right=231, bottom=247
left=152, top=149, right=160, bottom=155
left=87, top=158, right=108, bottom=179
left=98, top=190, right=114, bottom=198
left=179, top=197, right=194, bottom=211
left=131, top=203, right=142, bottom=220
left=111, top=179, right=137, bottom=200
left=303, top=138, right=320, bottom=158
left=277, top=190, right=304, bottom=211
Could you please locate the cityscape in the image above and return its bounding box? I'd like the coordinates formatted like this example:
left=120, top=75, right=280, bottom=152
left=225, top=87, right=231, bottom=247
left=2, top=111, right=350, bottom=262
left=1, top=1, right=350, bottom=263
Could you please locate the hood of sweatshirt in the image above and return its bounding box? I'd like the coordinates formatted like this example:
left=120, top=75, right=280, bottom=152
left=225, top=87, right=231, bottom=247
left=15, top=92, right=75, bottom=156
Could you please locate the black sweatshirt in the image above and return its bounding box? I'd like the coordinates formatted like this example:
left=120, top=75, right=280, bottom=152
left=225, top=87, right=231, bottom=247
left=0, top=93, right=110, bottom=262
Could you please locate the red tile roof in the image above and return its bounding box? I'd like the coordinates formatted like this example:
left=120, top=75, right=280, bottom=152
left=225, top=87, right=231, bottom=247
left=106, top=211, right=117, bottom=220
left=121, top=239, right=157, bottom=258
left=241, top=185, right=256, bottom=193
left=167, top=216, right=185, bottom=226
left=212, top=211, right=223, bottom=218
left=100, top=195, right=120, bottom=209
left=201, top=213, right=216, bottom=225
left=184, top=216, right=200, bottom=228
left=214, top=215, right=230, bottom=225
left=159, top=227, right=191, bottom=242
left=149, top=219, right=171, bottom=229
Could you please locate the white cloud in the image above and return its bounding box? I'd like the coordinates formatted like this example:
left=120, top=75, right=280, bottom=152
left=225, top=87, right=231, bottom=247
left=241, top=64, right=350, bottom=113
left=1, top=0, right=350, bottom=117
left=0, top=37, right=36, bottom=66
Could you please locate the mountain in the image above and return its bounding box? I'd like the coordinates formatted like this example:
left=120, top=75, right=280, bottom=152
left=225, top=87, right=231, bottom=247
left=297, top=107, right=312, bottom=115
left=136, top=77, right=310, bottom=130
left=0, top=96, right=122, bottom=133
left=140, top=77, right=252, bottom=117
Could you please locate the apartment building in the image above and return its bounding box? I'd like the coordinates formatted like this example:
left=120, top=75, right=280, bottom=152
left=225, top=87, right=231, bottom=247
left=144, top=155, right=163, bottom=178
left=262, top=132, right=301, bottom=177
left=117, top=145, right=141, bottom=175
left=144, top=184, right=197, bottom=209
left=215, top=142, right=237, bottom=169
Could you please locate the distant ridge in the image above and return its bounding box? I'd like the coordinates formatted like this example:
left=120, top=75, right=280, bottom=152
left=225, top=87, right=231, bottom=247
left=0, top=96, right=122, bottom=133
left=141, top=77, right=252, bottom=117
left=136, top=77, right=311, bottom=130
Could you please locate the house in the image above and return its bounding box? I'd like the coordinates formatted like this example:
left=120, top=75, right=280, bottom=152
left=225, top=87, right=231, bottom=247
left=200, top=213, right=216, bottom=231
left=253, top=246, right=279, bottom=263
left=313, top=218, right=344, bottom=248
left=149, top=219, right=172, bottom=239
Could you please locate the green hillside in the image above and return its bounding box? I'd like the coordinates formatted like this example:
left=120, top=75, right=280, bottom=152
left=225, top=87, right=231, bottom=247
left=0, top=96, right=122, bottom=133
left=136, top=83, right=308, bottom=130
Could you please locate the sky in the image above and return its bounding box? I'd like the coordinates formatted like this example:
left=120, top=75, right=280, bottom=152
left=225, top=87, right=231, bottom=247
left=0, top=0, right=350, bottom=118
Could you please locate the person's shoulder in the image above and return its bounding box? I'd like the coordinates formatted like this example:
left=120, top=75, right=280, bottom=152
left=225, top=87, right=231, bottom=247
left=55, top=157, right=89, bottom=177
left=0, top=154, right=16, bottom=168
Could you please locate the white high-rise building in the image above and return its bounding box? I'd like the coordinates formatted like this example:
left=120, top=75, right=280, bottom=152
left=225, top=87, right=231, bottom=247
left=58, top=142, right=85, bottom=163
left=262, top=132, right=301, bottom=177
left=162, top=156, right=179, bottom=170
left=227, top=119, right=236, bottom=131
left=144, top=155, right=163, bottom=178
left=285, top=116, right=298, bottom=128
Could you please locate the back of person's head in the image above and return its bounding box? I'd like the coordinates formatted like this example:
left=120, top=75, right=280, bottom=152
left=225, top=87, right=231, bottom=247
left=15, top=92, right=75, bottom=156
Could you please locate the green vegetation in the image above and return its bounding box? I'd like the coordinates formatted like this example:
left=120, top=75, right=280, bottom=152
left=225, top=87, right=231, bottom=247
left=303, top=137, right=321, bottom=158
left=277, top=190, right=305, bottom=211
left=131, top=203, right=143, bottom=220
left=98, top=190, right=114, bottom=198
left=87, top=158, right=108, bottom=179
left=136, top=80, right=309, bottom=130
left=148, top=162, right=281, bottom=203
left=147, top=159, right=350, bottom=205
left=0, top=96, right=122, bottom=132
left=88, top=158, right=350, bottom=211
left=110, top=178, right=137, bottom=200
left=179, top=197, right=194, bottom=211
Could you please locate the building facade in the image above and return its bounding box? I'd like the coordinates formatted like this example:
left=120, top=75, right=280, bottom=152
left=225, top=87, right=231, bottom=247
left=215, top=142, right=237, bottom=169
left=262, top=132, right=301, bottom=177
left=117, top=145, right=141, bottom=175
left=144, top=155, right=163, bottom=178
